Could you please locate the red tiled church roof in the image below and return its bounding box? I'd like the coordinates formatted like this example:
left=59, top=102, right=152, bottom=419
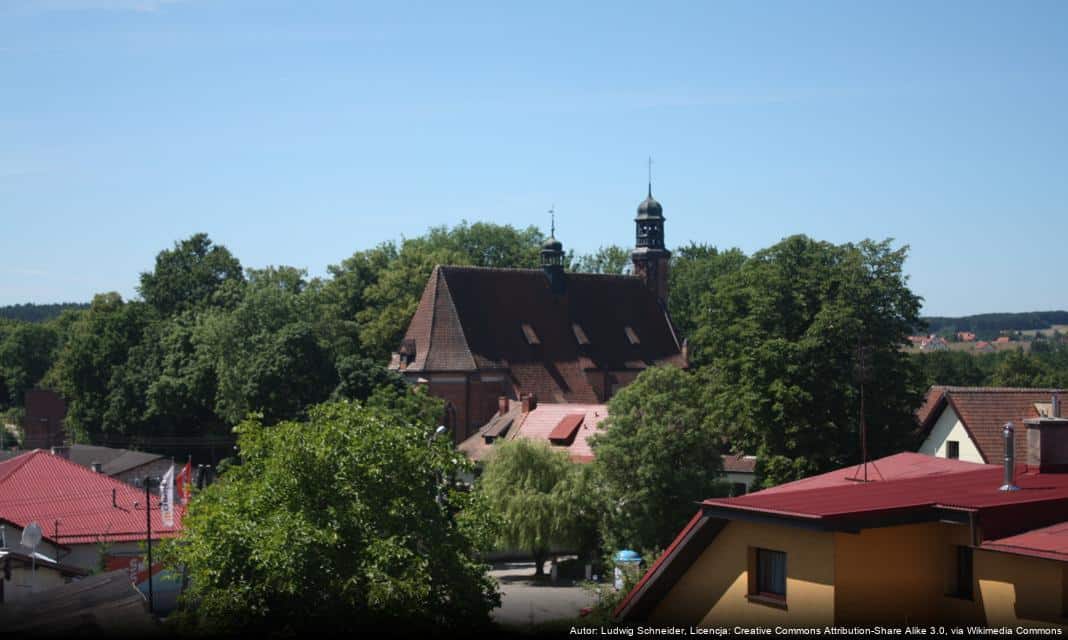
left=397, top=266, right=684, bottom=403
left=918, top=386, right=1065, bottom=463
left=0, top=450, right=183, bottom=545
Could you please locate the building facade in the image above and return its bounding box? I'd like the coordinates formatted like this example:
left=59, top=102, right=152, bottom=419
left=390, top=188, right=685, bottom=442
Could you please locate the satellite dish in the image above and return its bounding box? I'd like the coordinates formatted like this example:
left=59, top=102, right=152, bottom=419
left=21, top=521, right=42, bottom=549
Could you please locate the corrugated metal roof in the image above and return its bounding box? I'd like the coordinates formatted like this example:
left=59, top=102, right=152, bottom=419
left=706, top=466, right=1068, bottom=519
left=0, top=450, right=182, bottom=545
left=981, top=521, right=1068, bottom=562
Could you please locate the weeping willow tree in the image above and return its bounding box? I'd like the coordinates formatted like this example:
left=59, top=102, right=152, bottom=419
left=477, top=439, right=599, bottom=576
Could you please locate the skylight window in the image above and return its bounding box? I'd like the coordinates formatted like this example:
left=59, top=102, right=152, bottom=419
left=572, top=323, right=590, bottom=345
left=521, top=323, right=540, bottom=345
left=624, top=326, right=640, bottom=345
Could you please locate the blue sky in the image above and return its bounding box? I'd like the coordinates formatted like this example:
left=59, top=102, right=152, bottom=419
left=2, top=0, right=1066, bottom=316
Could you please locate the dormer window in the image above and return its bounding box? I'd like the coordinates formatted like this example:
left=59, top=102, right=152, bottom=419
left=624, top=326, right=640, bottom=345
left=572, top=323, right=590, bottom=345
left=521, top=323, right=540, bottom=345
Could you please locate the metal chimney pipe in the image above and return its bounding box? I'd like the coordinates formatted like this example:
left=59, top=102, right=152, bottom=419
left=999, top=422, right=1020, bottom=492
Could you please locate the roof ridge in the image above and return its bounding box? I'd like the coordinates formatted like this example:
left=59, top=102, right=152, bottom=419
left=944, top=387, right=1066, bottom=393
left=436, top=264, right=640, bottom=281
left=0, top=450, right=42, bottom=487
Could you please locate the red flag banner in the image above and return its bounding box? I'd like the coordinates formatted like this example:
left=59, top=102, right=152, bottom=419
left=176, top=460, right=192, bottom=504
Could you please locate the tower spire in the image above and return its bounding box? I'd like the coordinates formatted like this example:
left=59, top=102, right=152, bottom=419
left=647, top=156, right=653, bottom=197
left=549, top=204, right=555, bottom=237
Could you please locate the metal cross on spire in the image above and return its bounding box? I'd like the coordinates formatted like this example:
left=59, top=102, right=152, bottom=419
left=548, top=204, right=555, bottom=237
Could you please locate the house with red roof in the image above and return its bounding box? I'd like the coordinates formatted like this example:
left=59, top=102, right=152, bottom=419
left=0, top=449, right=183, bottom=609
left=917, top=386, right=1065, bottom=464
left=458, top=395, right=757, bottom=493
left=389, top=187, right=685, bottom=443
left=615, top=411, right=1068, bottom=629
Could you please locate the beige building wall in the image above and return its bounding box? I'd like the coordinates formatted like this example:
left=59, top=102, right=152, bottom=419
left=645, top=518, right=1066, bottom=629
left=649, top=520, right=835, bottom=627
left=833, top=522, right=982, bottom=626
left=976, top=550, right=1066, bottom=628
left=919, top=407, right=984, bottom=463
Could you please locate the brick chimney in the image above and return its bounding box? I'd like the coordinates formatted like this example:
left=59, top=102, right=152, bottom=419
left=1024, top=395, right=1068, bottom=473
left=498, top=396, right=509, bottom=416
left=521, top=393, right=538, bottom=413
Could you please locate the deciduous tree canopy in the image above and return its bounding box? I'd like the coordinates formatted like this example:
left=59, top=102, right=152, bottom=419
left=161, top=398, right=498, bottom=634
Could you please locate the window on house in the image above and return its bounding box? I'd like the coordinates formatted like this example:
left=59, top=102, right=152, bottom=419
left=946, top=441, right=960, bottom=460
left=748, top=548, right=786, bottom=606
left=947, top=545, right=974, bottom=599
left=572, top=323, right=590, bottom=345
left=624, top=326, right=640, bottom=345
left=521, top=323, right=540, bottom=345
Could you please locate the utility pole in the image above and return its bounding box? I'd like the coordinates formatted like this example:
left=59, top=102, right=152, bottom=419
left=144, top=475, right=154, bottom=614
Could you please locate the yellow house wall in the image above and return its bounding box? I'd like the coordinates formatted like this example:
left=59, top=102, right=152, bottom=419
left=648, top=520, right=835, bottom=627
left=976, top=550, right=1066, bottom=629
left=833, top=522, right=983, bottom=626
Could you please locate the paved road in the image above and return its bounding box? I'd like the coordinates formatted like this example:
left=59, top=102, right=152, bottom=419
left=491, top=562, right=600, bottom=628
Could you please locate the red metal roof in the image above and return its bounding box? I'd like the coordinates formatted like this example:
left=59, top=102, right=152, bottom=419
left=618, top=452, right=1068, bottom=621
left=982, top=521, right=1068, bottom=562
left=548, top=413, right=585, bottom=444
left=613, top=510, right=703, bottom=619
left=705, top=459, right=1068, bottom=519
left=0, top=450, right=183, bottom=545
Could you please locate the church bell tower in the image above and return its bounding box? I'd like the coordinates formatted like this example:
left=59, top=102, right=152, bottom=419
left=631, top=175, right=670, bottom=305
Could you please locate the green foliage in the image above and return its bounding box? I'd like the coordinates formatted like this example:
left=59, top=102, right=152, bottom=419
left=46, top=293, right=157, bottom=443
left=477, top=439, right=599, bottom=575
left=923, top=311, right=1068, bottom=336
left=573, top=245, right=631, bottom=275
left=0, top=302, right=88, bottom=323
left=201, top=267, right=336, bottom=425
left=160, top=401, right=499, bottom=634
left=138, top=233, right=244, bottom=316
left=667, top=243, right=747, bottom=344
left=591, top=366, right=726, bottom=553
left=0, top=321, right=59, bottom=406
left=691, top=236, right=925, bottom=487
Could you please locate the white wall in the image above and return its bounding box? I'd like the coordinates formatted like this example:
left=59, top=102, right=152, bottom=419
left=918, top=406, right=985, bottom=463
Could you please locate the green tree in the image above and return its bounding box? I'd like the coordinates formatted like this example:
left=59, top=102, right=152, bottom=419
left=992, top=349, right=1051, bottom=387
left=694, top=236, right=925, bottom=487
left=200, top=267, right=336, bottom=424
left=668, top=243, right=747, bottom=344
left=138, top=233, right=244, bottom=316
left=591, top=366, right=726, bottom=553
left=477, top=439, right=599, bottom=576
left=46, top=293, right=156, bottom=443
left=912, top=350, right=988, bottom=387
left=161, top=400, right=499, bottom=634
left=0, top=321, right=59, bottom=406
left=573, top=245, right=631, bottom=275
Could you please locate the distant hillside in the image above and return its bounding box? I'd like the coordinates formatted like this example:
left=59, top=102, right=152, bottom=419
left=921, top=311, right=1068, bottom=336
left=0, top=302, right=89, bottom=323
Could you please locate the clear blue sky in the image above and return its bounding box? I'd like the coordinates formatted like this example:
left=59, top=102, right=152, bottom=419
left=2, top=0, right=1066, bottom=316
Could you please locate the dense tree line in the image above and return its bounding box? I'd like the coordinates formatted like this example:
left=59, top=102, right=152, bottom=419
left=0, top=302, right=88, bottom=323
left=922, top=310, right=1068, bottom=338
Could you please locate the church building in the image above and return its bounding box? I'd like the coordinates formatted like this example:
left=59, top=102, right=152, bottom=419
left=389, top=186, right=686, bottom=442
